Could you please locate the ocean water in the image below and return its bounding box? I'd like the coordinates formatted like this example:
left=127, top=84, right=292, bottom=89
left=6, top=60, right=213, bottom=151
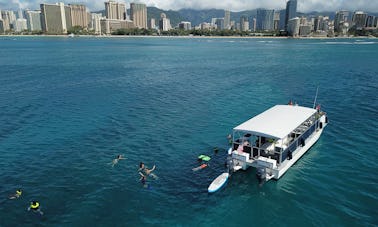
left=0, top=36, right=377, bottom=226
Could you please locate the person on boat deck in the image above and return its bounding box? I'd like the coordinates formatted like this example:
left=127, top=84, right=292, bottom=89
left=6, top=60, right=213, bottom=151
left=139, top=162, right=157, bottom=179
left=28, top=201, right=44, bottom=215
left=237, top=141, right=250, bottom=153
left=8, top=189, right=22, bottom=199
left=111, top=154, right=126, bottom=167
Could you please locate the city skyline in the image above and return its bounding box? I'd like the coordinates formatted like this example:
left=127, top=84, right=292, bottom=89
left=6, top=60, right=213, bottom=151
left=1, top=0, right=378, bottom=13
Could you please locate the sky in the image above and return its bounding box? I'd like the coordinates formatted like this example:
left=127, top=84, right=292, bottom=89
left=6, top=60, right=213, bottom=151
left=0, top=0, right=377, bottom=13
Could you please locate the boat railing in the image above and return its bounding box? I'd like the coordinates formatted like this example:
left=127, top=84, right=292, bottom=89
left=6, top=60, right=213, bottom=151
left=281, top=121, right=318, bottom=161
left=232, top=117, right=319, bottom=164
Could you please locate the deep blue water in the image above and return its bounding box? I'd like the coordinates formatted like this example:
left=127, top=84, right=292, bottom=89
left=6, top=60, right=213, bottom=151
left=0, top=36, right=377, bottom=226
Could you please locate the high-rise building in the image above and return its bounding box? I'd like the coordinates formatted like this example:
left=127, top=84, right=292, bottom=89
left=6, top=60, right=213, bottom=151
left=352, top=11, right=367, bottom=29
left=211, top=18, right=217, bottom=26
left=256, top=9, right=274, bottom=31
left=251, top=18, right=256, bottom=32
left=215, top=18, right=224, bottom=30
left=100, top=19, right=134, bottom=34
left=64, top=5, right=72, bottom=30
left=200, top=22, right=211, bottom=30
left=148, top=18, right=155, bottom=29
left=240, top=16, right=249, bottom=31
left=17, top=9, right=24, bottom=19
left=313, top=16, right=329, bottom=32
left=179, top=21, right=191, bottom=30
left=278, top=9, right=286, bottom=30
left=299, top=25, right=311, bottom=37
left=40, top=3, right=67, bottom=34
left=159, top=13, right=171, bottom=31
left=69, top=4, right=88, bottom=29
left=287, top=17, right=300, bottom=36
left=334, top=10, right=350, bottom=33
left=25, top=10, right=42, bottom=31
left=130, top=3, right=147, bottom=29
left=0, top=19, right=5, bottom=33
left=366, top=15, right=375, bottom=28
left=14, top=18, right=27, bottom=32
left=273, top=11, right=280, bottom=30
left=89, top=13, right=103, bottom=34
left=1, top=11, right=13, bottom=31
left=105, top=0, right=126, bottom=20
left=224, top=10, right=230, bottom=29
left=230, top=20, right=235, bottom=30
left=285, top=0, right=297, bottom=30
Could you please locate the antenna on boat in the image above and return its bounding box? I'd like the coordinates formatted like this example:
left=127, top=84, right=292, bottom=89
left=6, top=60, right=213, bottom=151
left=312, top=86, right=319, bottom=109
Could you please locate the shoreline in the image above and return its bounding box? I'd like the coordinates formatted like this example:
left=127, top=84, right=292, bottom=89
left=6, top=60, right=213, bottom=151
left=0, top=34, right=376, bottom=39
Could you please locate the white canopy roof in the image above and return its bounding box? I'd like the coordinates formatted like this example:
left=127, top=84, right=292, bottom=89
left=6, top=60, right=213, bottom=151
left=233, top=105, right=317, bottom=139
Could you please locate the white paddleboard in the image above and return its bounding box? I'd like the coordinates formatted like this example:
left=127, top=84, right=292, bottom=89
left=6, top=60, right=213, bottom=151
left=208, top=173, right=229, bottom=193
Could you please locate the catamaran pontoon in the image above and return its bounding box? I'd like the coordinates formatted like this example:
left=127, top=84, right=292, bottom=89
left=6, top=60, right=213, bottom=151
left=227, top=104, right=328, bottom=183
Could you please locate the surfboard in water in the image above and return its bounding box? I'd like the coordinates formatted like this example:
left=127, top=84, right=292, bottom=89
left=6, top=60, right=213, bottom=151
left=208, top=173, right=229, bottom=193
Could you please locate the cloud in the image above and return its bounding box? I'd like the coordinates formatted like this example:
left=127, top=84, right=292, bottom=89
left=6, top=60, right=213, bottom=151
left=0, top=0, right=377, bottom=13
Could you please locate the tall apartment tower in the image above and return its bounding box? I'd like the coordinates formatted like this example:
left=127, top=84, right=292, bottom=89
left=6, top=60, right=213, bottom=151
left=273, top=11, right=280, bottom=30
left=40, top=3, right=67, bottom=34
left=240, top=16, right=249, bottom=31
left=25, top=10, right=42, bottom=31
left=159, top=13, right=171, bottom=31
left=252, top=18, right=257, bottom=32
left=130, top=2, right=147, bottom=29
left=352, top=11, right=367, bottom=29
left=257, top=9, right=275, bottom=31
left=105, top=0, right=126, bottom=20
left=224, top=10, right=230, bottom=29
left=69, top=4, right=88, bottom=28
left=148, top=18, right=156, bottom=29
left=285, top=0, right=297, bottom=30
left=334, top=10, right=349, bottom=33
left=1, top=11, right=10, bottom=31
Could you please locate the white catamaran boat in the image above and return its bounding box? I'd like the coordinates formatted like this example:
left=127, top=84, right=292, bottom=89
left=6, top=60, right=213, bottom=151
left=228, top=103, right=328, bottom=183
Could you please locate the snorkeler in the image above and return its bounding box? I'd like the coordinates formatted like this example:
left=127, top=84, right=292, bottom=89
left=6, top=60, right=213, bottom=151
left=28, top=201, right=44, bottom=215
left=8, top=189, right=22, bottom=199
left=139, top=162, right=158, bottom=179
left=110, top=154, right=126, bottom=167
left=139, top=172, right=148, bottom=188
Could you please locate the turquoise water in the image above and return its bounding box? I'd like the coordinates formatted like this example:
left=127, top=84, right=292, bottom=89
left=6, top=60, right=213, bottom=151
left=0, top=37, right=377, bottom=226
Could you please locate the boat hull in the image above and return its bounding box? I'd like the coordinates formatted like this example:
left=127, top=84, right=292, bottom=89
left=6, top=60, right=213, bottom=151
left=274, top=126, right=324, bottom=179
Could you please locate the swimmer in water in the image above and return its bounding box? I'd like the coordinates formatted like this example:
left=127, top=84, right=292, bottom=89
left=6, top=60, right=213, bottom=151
left=139, top=162, right=158, bottom=179
left=110, top=154, right=126, bottom=167
left=8, top=189, right=22, bottom=199
left=28, top=201, right=44, bottom=215
left=139, top=172, right=148, bottom=188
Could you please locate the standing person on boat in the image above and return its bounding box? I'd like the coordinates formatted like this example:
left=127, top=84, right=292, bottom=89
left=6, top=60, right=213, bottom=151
left=139, top=162, right=157, bottom=179
left=28, top=201, right=44, bottom=215
left=8, top=189, right=22, bottom=199
left=110, top=154, right=126, bottom=167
